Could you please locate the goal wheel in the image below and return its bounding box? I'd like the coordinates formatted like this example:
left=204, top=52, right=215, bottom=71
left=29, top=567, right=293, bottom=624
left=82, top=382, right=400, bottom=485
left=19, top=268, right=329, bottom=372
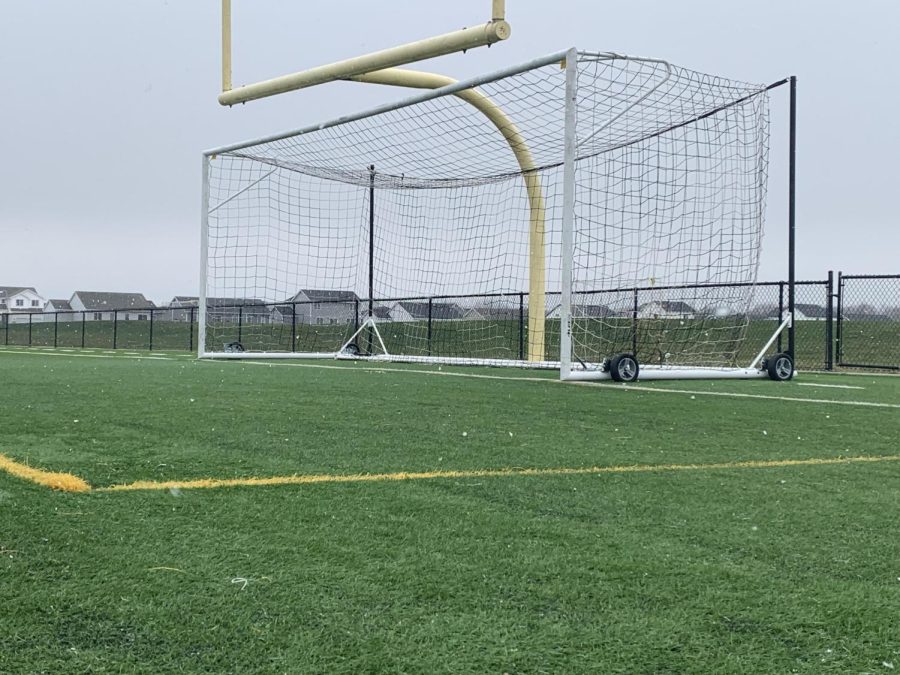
left=223, top=341, right=245, bottom=353
left=609, top=353, right=640, bottom=382
left=766, top=352, right=794, bottom=381
left=342, top=342, right=361, bottom=356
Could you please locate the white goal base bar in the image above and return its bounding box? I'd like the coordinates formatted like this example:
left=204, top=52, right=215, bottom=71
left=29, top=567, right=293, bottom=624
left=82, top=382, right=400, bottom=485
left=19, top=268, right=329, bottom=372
left=198, top=350, right=773, bottom=380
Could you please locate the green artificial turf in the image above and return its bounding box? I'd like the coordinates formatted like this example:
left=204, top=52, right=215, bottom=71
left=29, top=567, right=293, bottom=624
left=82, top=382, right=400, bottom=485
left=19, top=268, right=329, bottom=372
left=1, top=349, right=898, bottom=673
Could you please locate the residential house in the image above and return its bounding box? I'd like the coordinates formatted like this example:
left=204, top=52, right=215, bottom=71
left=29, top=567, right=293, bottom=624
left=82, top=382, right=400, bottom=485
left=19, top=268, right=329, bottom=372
left=0, top=286, right=46, bottom=324
left=169, top=296, right=271, bottom=324
left=546, top=303, right=615, bottom=319
left=637, top=301, right=696, bottom=320
left=275, top=289, right=360, bottom=325
left=69, top=291, right=155, bottom=321
left=43, top=299, right=77, bottom=322
left=394, top=301, right=480, bottom=322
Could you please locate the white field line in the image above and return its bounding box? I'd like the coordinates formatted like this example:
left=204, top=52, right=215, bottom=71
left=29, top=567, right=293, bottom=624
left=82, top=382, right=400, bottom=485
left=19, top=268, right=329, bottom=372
left=0, top=348, right=177, bottom=361
left=795, top=382, right=865, bottom=390
left=227, top=359, right=900, bottom=409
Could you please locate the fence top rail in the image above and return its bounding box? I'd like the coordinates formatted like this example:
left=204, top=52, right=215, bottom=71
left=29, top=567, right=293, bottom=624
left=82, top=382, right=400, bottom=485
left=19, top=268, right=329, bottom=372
left=840, top=274, right=900, bottom=281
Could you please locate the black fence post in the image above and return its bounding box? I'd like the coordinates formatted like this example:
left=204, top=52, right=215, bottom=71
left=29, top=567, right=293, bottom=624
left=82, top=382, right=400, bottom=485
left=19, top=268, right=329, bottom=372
left=189, top=307, right=195, bottom=353
left=631, top=288, right=639, bottom=355
left=825, top=272, right=834, bottom=370
left=427, top=298, right=433, bottom=356
left=835, top=271, right=843, bottom=366
left=54, top=312, right=58, bottom=348
left=518, top=293, right=525, bottom=361
left=353, top=298, right=360, bottom=334
left=3, top=313, right=7, bottom=345
left=113, top=310, right=118, bottom=349
left=149, top=308, right=154, bottom=351
left=238, top=306, right=243, bottom=344
left=81, top=312, right=86, bottom=348
left=28, top=313, right=33, bottom=346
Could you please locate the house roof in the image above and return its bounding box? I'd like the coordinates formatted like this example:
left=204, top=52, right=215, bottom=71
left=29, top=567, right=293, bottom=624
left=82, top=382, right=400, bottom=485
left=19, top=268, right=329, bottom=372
left=794, top=303, right=827, bottom=318
left=397, top=301, right=465, bottom=320
left=292, top=289, right=360, bottom=303
left=577, top=304, right=614, bottom=318
left=640, top=301, right=696, bottom=313
left=73, top=291, right=155, bottom=310
left=0, top=286, right=37, bottom=297
left=46, top=299, right=73, bottom=310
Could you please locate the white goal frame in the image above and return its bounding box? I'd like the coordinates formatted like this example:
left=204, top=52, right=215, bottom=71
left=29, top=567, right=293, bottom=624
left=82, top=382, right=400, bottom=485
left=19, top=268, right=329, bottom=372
left=200, top=48, right=794, bottom=382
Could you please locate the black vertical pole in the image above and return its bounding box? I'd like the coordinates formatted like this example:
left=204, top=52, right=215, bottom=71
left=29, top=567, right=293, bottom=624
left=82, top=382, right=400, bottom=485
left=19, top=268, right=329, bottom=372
left=354, top=298, right=360, bottom=333
left=238, top=306, right=243, bottom=343
left=777, top=281, right=785, bottom=353
left=189, top=306, right=195, bottom=352
left=291, top=303, right=297, bottom=352
left=518, top=293, right=525, bottom=361
left=835, top=271, right=843, bottom=365
left=631, top=288, right=639, bottom=355
left=28, top=313, right=33, bottom=346
left=81, top=312, right=86, bottom=348
left=427, top=298, right=433, bottom=356
left=54, top=312, right=58, bottom=348
left=825, top=271, right=834, bottom=370
left=787, top=75, right=797, bottom=358
left=3, top=314, right=7, bottom=345
left=113, top=310, right=118, bottom=349
left=366, top=164, right=375, bottom=355
left=148, top=309, right=154, bottom=351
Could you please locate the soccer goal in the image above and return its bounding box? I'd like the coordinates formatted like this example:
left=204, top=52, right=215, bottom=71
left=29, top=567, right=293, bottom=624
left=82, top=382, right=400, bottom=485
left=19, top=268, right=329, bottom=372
left=201, top=49, right=796, bottom=381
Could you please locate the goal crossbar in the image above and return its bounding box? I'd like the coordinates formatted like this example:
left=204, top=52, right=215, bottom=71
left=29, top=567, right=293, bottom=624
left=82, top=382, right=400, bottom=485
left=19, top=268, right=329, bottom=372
left=219, top=0, right=511, bottom=106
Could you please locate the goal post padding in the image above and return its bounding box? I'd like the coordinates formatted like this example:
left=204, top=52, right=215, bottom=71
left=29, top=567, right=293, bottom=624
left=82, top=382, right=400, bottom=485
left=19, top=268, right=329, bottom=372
left=201, top=50, right=772, bottom=374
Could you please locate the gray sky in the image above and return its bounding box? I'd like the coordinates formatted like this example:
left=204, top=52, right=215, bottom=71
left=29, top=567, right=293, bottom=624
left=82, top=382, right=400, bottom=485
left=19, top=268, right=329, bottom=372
left=2, top=0, right=897, bottom=304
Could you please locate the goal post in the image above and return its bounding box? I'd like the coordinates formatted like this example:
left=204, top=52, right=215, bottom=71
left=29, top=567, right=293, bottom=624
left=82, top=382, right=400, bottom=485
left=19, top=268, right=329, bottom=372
left=201, top=49, right=794, bottom=381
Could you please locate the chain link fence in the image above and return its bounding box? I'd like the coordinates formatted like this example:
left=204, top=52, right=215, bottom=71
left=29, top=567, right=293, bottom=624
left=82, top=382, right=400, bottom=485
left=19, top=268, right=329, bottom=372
left=837, top=274, right=900, bottom=370
left=2, top=274, right=897, bottom=371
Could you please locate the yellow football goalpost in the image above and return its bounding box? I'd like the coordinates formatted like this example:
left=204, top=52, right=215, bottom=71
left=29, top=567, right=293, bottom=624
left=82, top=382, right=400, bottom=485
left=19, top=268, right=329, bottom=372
left=217, top=0, right=548, bottom=362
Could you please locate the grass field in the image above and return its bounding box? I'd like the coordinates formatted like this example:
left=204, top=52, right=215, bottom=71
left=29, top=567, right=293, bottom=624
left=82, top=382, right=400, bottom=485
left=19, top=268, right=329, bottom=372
left=1, top=347, right=899, bottom=673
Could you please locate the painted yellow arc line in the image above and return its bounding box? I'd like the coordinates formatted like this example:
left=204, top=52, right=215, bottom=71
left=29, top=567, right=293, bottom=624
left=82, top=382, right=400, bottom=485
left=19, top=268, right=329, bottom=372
left=98, top=455, right=900, bottom=492
left=0, top=453, right=91, bottom=493
left=2, top=452, right=898, bottom=494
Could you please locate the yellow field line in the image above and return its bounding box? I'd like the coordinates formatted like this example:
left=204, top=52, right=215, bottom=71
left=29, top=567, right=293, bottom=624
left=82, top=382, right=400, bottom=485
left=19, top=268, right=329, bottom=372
left=4, top=453, right=898, bottom=494
left=0, top=453, right=91, bottom=492
left=97, top=454, right=900, bottom=493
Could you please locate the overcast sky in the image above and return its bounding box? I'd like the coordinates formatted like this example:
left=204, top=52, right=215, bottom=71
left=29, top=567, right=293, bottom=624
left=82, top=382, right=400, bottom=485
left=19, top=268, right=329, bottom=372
left=2, top=1, right=897, bottom=304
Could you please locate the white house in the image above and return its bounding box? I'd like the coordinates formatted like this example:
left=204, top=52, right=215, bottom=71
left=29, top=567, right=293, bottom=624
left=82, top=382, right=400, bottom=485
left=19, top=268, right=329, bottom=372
left=0, top=286, right=46, bottom=324
left=69, top=291, right=155, bottom=321
left=277, top=289, right=360, bottom=326
left=43, top=299, right=77, bottom=322
left=637, top=301, right=696, bottom=320
left=171, top=296, right=271, bottom=324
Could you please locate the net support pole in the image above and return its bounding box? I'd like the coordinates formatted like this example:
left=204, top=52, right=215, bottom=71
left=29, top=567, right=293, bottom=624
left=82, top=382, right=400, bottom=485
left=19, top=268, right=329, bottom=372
left=349, top=67, right=547, bottom=361
left=199, top=155, right=210, bottom=358
left=366, top=165, right=375, bottom=355
left=559, top=49, right=578, bottom=378
left=787, top=75, right=797, bottom=357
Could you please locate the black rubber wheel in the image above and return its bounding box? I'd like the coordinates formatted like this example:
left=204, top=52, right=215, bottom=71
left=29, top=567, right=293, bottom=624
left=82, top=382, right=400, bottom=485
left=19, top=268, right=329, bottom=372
left=609, top=353, right=640, bottom=382
left=224, top=341, right=245, bottom=353
left=766, top=352, right=794, bottom=381
left=342, top=342, right=361, bottom=356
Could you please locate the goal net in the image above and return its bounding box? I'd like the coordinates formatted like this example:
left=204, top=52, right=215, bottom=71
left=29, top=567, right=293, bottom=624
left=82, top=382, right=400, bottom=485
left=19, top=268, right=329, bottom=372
left=201, top=50, right=773, bottom=377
